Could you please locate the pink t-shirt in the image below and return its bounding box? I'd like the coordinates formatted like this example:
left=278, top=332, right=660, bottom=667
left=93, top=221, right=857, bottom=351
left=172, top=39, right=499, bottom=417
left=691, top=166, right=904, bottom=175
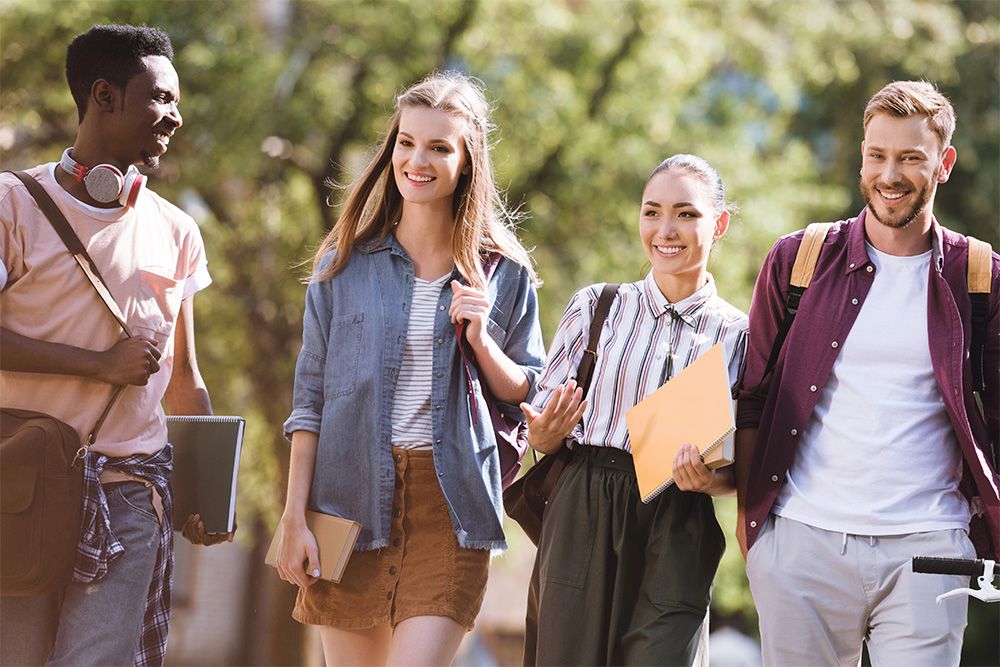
left=0, top=164, right=211, bottom=457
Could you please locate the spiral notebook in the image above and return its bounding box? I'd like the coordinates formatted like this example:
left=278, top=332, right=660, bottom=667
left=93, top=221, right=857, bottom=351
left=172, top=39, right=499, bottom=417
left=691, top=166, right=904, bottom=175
left=168, top=415, right=245, bottom=534
left=625, top=343, right=735, bottom=503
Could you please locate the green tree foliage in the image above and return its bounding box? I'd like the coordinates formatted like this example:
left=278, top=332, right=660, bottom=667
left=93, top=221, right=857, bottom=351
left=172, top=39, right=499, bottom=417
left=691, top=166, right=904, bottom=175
left=2, top=1, right=997, bottom=663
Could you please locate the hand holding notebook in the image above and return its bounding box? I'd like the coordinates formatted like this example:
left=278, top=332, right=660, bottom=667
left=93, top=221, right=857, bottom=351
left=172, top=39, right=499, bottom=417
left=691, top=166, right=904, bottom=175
left=168, top=416, right=245, bottom=535
left=625, top=343, right=735, bottom=503
left=266, top=510, right=362, bottom=584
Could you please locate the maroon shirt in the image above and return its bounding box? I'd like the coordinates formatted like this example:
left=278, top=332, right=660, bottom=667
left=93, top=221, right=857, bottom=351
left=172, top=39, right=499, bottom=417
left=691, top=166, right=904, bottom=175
left=737, top=210, right=1000, bottom=557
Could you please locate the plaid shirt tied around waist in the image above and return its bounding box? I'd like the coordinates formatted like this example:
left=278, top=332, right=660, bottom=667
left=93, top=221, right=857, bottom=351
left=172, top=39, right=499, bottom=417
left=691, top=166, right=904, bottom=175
left=75, top=444, right=174, bottom=667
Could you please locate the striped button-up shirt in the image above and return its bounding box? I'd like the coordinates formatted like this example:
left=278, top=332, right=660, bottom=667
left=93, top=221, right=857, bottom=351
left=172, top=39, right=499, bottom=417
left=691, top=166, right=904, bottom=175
left=533, top=273, right=748, bottom=451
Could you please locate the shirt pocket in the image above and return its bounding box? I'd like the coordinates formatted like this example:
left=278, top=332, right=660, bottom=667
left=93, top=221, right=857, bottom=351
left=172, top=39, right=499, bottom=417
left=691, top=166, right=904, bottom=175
left=324, top=313, right=364, bottom=398
left=137, top=266, right=184, bottom=334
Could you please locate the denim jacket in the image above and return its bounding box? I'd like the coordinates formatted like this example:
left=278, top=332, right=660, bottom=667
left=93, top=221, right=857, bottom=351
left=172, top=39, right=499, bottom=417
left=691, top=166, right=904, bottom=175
left=284, top=234, right=545, bottom=551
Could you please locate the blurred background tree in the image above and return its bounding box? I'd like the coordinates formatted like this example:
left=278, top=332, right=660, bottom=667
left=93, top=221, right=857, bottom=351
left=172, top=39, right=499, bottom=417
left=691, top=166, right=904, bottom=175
left=2, top=0, right=997, bottom=664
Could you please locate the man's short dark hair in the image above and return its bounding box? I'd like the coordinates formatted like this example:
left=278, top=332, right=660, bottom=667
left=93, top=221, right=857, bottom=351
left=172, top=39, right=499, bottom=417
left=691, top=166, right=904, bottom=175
left=66, top=24, right=174, bottom=122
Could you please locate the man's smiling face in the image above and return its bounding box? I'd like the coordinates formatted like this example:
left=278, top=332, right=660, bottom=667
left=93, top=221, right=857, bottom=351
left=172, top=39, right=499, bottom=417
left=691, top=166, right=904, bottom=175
left=859, top=113, right=953, bottom=230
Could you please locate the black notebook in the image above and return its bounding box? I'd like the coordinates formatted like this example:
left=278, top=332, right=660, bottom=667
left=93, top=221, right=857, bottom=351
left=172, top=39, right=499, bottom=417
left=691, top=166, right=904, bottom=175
left=168, top=416, right=245, bottom=534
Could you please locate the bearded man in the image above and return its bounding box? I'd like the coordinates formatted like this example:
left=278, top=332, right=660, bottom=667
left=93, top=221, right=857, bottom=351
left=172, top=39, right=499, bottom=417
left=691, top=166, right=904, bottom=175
left=735, top=80, right=999, bottom=665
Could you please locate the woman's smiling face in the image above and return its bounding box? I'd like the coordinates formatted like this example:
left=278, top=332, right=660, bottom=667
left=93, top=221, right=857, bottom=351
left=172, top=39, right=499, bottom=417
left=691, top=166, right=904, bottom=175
left=639, top=169, right=729, bottom=301
left=391, top=105, right=468, bottom=208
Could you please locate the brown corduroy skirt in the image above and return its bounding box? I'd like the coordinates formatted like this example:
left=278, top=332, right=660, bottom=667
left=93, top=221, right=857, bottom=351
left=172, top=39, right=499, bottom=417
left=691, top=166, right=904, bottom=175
left=293, top=448, right=490, bottom=630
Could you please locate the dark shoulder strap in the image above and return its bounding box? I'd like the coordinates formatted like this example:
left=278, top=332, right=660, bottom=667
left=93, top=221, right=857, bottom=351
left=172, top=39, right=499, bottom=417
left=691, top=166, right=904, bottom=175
left=575, top=283, right=619, bottom=395
left=761, top=222, right=832, bottom=384
left=7, top=170, right=129, bottom=449
left=8, top=171, right=131, bottom=336
left=967, top=236, right=992, bottom=394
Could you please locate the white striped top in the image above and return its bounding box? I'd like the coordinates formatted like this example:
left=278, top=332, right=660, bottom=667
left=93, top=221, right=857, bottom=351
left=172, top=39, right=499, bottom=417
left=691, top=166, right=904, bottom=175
left=532, top=273, right=748, bottom=452
left=391, top=274, right=450, bottom=450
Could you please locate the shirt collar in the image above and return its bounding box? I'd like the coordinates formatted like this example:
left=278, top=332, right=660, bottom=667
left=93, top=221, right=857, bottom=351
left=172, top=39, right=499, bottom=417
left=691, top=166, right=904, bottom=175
left=848, top=209, right=945, bottom=274
left=642, top=272, right=717, bottom=325
left=358, top=233, right=464, bottom=279
left=358, top=234, right=396, bottom=254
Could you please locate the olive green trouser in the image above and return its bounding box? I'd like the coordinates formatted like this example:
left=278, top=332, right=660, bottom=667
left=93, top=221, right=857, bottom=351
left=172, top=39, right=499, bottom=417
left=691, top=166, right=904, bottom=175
left=523, top=445, right=725, bottom=666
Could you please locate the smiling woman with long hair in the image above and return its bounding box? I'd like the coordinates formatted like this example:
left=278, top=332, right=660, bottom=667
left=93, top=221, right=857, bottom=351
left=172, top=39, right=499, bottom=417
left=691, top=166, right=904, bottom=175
left=277, top=72, right=544, bottom=666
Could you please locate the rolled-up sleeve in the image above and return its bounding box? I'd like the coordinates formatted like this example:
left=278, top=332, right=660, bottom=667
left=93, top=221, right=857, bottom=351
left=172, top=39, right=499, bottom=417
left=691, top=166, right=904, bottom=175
left=283, top=274, right=332, bottom=439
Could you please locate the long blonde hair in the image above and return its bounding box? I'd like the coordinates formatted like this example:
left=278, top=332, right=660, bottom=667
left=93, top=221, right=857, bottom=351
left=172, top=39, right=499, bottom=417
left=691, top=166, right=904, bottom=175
left=311, top=72, right=537, bottom=288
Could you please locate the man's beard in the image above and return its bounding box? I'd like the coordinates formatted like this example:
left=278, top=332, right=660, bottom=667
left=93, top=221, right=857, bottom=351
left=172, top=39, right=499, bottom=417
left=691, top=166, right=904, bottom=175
left=859, top=177, right=932, bottom=230
left=141, top=151, right=159, bottom=170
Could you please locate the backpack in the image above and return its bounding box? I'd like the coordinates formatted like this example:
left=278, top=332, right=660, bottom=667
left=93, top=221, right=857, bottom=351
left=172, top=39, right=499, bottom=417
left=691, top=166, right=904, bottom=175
left=765, top=221, right=993, bottom=415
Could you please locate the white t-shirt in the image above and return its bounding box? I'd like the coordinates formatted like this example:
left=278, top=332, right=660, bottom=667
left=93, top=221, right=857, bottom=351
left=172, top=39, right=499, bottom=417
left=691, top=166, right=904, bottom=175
left=391, top=274, right=449, bottom=450
left=775, top=243, right=970, bottom=535
left=0, top=164, right=211, bottom=457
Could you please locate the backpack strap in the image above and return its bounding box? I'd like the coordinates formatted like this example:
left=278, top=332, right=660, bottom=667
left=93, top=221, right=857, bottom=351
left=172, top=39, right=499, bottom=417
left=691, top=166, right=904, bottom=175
left=967, top=236, right=993, bottom=393
left=761, top=222, right=833, bottom=382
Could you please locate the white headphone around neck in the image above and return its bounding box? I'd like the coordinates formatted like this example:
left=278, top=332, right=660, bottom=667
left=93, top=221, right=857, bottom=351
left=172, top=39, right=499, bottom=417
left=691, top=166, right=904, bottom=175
left=59, top=148, right=146, bottom=208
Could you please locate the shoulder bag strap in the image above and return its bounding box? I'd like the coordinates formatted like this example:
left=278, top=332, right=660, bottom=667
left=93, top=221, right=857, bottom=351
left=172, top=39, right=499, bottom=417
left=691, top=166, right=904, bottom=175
left=760, top=222, right=833, bottom=385
left=534, top=282, right=620, bottom=488
left=454, top=251, right=506, bottom=424
left=575, top=282, right=619, bottom=395
left=7, top=170, right=130, bottom=453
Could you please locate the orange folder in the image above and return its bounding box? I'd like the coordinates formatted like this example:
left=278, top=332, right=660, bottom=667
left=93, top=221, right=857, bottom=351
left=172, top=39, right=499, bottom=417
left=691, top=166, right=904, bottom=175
left=625, top=343, right=735, bottom=503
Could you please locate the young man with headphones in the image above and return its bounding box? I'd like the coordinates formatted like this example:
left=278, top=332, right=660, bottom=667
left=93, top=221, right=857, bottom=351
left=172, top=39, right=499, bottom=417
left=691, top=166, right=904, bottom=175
left=0, top=24, right=233, bottom=667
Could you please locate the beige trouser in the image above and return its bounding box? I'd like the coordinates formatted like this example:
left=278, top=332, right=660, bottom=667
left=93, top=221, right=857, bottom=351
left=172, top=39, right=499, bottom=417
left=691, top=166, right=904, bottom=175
left=747, top=514, right=974, bottom=667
